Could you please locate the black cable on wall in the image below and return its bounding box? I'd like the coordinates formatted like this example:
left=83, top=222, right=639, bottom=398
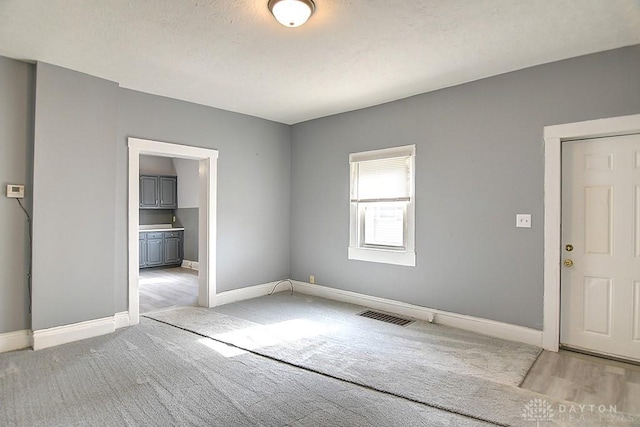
left=16, top=198, right=32, bottom=314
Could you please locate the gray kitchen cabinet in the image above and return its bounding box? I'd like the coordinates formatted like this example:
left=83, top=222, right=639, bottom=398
left=140, top=176, right=159, bottom=208
left=139, top=230, right=183, bottom=269
left=139, top=175, right=177, bottom=209
left=164, top=237, right=181, bottom=264
left=146, top=234, right=164, bottom=267
left=139, top=235, right=146, bottom=268
left=159, top=177, right=177, bottom=208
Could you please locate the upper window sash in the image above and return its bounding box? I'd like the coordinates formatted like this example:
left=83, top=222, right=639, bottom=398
left=350, top=145, right=415, bottom=203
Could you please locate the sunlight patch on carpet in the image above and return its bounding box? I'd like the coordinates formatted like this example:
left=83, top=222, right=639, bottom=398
left=212, top=318, right=336, bottom=352
left=198, top=338, right=247, bottom=357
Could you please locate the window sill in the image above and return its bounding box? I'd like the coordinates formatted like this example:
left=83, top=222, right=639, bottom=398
left=348, top=247, right=416, bottom=267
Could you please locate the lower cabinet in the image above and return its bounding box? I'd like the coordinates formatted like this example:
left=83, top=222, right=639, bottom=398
left=164, top=237, right=181, bottom=264
left=146, top=236, right=164, bottom=267
left=139, top=237, right=146, bottom=268
left=139, top=231, right=183, bottom=268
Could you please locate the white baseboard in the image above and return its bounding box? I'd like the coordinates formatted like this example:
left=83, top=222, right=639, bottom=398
left=0, top=329, right=32, bottom=353
left=292, top=281, right=543, bottom=347
left=181, top=260, right=199, bottom=271
left=114, top=311, right=130, bottom=329
left=215, top=280, right=290, bottom=307
left=32, top=312, right=128, bottom=351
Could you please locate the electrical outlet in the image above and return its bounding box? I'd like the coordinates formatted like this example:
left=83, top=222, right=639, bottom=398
left=172, top=215, right=176, bottom=222
left=309, top=275, right=315, bottom=284
left=516, top=214, right=531, bottom=228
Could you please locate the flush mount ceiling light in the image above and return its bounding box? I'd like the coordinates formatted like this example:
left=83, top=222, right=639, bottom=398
left=268, top=0, right=316, bottom=28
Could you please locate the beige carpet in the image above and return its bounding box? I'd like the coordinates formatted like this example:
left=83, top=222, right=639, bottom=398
left=0, top=318, right=491, bottom=426
left=2, top=292, right=637, bottom=426
left=145, top=292, right=637, bottom=426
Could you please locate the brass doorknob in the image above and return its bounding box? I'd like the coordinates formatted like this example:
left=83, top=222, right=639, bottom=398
left=564, top=259, right=574, bottom=267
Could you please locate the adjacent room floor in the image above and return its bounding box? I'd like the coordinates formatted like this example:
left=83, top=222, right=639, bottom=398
left=138, top=266, right=198, bottom=313
left=520, top=349, right=640, bottom=415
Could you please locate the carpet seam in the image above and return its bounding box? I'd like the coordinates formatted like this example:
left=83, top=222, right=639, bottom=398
left=142, top=315, right=508, bottom=427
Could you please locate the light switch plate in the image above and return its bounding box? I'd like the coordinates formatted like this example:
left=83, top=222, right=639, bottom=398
left=6, top=184, right=24, bottom=199
left=516, top=214, right=531, bottom=228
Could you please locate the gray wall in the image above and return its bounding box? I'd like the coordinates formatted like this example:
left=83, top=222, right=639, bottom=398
left=140, top=155, right=176, bottom=175
left=32, top=62, right=119, bottom=330
left=173, top=158, right=199, bottom=209
left=1, top=46, right=638, bottom=337
left=115, top=89, right=291, bottom=311
left=175, top=208, right=199, bottom=261
left=290, top=45, right=640, bottom=330
left=0, top=57, right=34, bottom=334
left=139, top=210, right=173, bottom=225
left=173, top=158, right=200, bottom=260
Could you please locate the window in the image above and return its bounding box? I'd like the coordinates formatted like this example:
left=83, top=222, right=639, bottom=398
left=349, top=145, right=416, bottom=266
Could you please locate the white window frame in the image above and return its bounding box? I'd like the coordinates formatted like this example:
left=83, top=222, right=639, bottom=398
left=348, top=145, right=416, bottom=267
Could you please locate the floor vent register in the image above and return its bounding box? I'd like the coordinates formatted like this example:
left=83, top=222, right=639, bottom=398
left=357, top=310, right=414, bottom=326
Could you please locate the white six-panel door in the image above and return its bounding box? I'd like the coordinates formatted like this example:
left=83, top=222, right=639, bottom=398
left=561, top=133, right=640, bottom=362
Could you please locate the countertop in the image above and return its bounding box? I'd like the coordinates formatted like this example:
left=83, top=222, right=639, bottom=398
left=139, top=224, right=185, bottom=232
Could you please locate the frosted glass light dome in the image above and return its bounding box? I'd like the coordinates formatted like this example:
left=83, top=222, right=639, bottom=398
left=268, top=0, right=315, bottom=28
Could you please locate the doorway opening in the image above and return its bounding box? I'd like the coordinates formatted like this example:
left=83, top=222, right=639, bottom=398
left=128, top=137, right=218, bottom=325
left=138, top=154, right=200, bottom=314
left=543, top=114, right=640, bottom=354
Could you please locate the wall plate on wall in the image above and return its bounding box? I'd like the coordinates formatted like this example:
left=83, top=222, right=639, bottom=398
left=516, top=213, right=531, bottom=228
left=6, top=184, right=25, bottom=198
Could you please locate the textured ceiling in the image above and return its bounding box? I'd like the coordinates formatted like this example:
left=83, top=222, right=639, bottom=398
left=0, top=0, right=639, bottom=124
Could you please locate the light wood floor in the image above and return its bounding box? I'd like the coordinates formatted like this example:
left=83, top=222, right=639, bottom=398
left=139, top=267, right=198, bottom=314
left=520, top=349, right=640, bottom=414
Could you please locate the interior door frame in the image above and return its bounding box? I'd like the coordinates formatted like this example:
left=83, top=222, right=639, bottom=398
left=543, top=113, right=640, bottom=351
left=127, top=137, right=218, bottom=325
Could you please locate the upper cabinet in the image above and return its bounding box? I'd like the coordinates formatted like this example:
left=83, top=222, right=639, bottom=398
left=158, top=176, right=177, bottom=208
left=140, top=175, right=178, bottom=209
left=140, top=176, right=159, bottom=208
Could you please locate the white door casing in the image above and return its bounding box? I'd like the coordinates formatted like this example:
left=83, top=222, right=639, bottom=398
left=128, top=138, right=218, bottom=325
left=561, top=134, right=640, bottom=362
left=543, top=114, right=640, bottom=353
